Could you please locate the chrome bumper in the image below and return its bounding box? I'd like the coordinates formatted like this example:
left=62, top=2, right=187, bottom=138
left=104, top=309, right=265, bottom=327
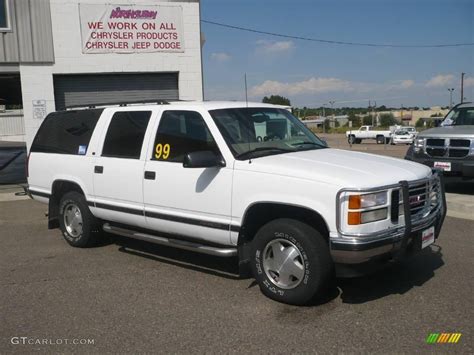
left=330, top=172, right=447, bottom=265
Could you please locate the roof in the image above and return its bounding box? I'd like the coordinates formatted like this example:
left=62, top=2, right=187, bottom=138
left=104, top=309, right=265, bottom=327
left=66, top=100, right=292, bottom=111
left=456, top=102, right=473, bottom=109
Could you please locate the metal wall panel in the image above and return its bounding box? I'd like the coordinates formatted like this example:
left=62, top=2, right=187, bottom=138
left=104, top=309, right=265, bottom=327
left=0, top=0, right=54, bottom=63
left=53, top=73, right=179, bottom=110
left=0, top=111, right=25, bottom=136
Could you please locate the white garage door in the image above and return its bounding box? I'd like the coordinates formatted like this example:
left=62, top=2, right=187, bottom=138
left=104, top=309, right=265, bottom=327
left=53, top=72, right=179, bottom=110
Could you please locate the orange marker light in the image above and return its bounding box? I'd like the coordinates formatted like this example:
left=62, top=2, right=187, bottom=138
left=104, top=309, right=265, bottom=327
left=348, top=195, right=361, bottom=209
left=348, top=212, right=361, bottom=225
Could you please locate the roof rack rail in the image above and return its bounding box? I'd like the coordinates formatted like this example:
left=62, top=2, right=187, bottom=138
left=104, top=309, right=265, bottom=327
left=64, top=99, right=175, bottom=110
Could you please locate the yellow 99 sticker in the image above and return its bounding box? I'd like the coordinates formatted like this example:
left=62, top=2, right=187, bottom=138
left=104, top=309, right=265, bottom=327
left=155, top=143, right=170, bottom=160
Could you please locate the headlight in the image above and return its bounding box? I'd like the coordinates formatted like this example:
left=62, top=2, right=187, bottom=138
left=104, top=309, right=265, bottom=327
left=348, top=191, right=387, bottom=209
left=414, top=138, right=424, bottom=147
left=347, top=191, right=388, bottom=225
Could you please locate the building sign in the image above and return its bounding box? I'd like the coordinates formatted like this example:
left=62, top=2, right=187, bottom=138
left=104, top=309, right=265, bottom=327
left=79, top=4, right=184, bottom=54
left=32, top=100, right=47, bottom=120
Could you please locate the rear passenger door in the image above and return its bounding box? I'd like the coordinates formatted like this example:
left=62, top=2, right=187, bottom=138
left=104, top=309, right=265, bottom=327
left=91, top=109, right=153, bottom=228
left=143, top=110, right=233, bottom=245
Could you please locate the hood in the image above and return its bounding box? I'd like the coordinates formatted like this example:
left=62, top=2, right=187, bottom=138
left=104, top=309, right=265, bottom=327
left=236, top=148, right=431, bottom=189
left=419, top=125, right=474, bottom=139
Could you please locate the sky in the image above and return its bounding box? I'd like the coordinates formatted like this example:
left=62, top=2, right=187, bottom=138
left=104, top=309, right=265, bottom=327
left=200, top=0, right=473, bottom=108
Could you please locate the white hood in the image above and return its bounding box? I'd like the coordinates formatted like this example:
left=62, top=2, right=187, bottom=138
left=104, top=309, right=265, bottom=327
left=236, top=148, right=432, bottom=189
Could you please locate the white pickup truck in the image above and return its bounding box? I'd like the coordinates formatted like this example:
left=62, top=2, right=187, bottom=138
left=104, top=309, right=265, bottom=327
left=346, top=126, right=392, bottom=144
left=27, top=101, right=446, bottom=305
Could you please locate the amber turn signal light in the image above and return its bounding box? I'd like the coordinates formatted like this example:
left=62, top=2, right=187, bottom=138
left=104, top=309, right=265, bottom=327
left=348, top=195, right=361, bottom=209
left=348, top=212, right=361, bottom=225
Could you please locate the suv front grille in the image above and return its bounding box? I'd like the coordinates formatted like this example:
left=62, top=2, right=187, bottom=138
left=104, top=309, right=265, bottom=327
left=407, top=178, right=441, bottom=223
left=426, top=138, right=445, bottom=147
left=425, top=138, right=472, bottom=159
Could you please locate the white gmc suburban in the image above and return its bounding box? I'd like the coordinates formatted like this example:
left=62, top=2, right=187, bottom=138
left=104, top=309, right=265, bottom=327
left=27, top=101, right=446, bottom=305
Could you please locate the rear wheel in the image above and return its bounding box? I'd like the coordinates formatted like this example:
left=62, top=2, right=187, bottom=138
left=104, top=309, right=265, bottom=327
left=59, top=191, right=101, bottom=247
left=376, top=135, right=385, bottom=144
left=250, top=219, right=333, bottom=305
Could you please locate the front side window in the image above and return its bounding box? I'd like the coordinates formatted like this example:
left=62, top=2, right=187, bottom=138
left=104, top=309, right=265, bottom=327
left=209, top=107, right=326, bottom=159
left=152, top=110, right=219, bottom=163
left=0, top=0, right=10, bottom=30
left=102, top=111, right=151, bottom=159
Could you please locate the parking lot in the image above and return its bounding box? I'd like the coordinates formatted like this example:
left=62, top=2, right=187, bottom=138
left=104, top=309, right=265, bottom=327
left=1, top=137, right=473, bottom=353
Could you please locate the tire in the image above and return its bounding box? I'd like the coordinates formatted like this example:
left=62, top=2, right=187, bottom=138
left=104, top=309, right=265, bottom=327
left=250, top=218, right=333, bottom=305
left=376, top=135, right=384, bottom=144
left=58, top=191, right=101, bottom=248
left=355, top=139, right=362, bottom=144
left=348, top=135, right=356, bottom=144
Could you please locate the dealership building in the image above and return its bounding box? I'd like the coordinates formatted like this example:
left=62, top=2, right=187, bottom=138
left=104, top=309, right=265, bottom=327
left=0, top=0, right=203, bottom=147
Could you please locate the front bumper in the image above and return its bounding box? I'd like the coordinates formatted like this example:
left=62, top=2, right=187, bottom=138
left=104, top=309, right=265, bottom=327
left=330, top=173, right=447, bottom=277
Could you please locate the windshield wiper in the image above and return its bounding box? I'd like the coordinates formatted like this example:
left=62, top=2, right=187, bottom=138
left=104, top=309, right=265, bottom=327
left=291, top=141, right=326, bottom=149
left=236, top=147, right=294, bottom=159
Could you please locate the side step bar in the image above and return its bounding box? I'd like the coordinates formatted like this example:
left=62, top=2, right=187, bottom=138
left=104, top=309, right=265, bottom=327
left=103, top=223, right=238, bottom=257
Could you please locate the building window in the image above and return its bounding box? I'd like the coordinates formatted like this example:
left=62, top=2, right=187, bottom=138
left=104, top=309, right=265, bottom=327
left=0, top=0, right=10, bottom=31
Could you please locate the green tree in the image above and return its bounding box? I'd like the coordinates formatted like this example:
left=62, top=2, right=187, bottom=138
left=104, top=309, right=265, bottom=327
left=347, top=112, right=360, bottom=127
left=362, top=115, right=372, bottom=125
left=415, top=118, right=425, bottom=128
left=262, top=95, right=291, bottom=106
left=379, top=113, right=398, bottom=127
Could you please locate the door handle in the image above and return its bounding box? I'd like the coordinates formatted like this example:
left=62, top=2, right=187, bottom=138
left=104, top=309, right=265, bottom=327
left=94, top=166, right=103, bottom=174
left=144, top=171, right=156, bottom=180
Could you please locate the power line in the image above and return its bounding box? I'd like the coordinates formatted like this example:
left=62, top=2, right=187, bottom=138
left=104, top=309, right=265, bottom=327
left=201, top=20, right=474, bottom=48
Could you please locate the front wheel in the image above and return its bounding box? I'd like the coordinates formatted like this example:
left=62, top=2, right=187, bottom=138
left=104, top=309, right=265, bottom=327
left=59, top=191, right=101, bottom=247
left=348, top=135, right=356, bottom=144
left=250, top=219, right=333, bottom=305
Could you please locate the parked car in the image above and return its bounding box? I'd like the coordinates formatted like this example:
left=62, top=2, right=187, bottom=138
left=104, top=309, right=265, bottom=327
left=400, top=126, right=418, bottom=138
left=405, top=102, right=474, bottom=180
left=346, top=126, right=392, bottom=144
left=391, top=130, right=415, bottom=145
left=0, top=142, right=27, bottom=184
left=28, top=101, right=446, bottom=305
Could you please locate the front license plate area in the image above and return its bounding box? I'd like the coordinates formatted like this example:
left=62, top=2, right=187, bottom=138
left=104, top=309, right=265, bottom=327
left=421, top=226, right=435, bottom=249
left=434, top=161, right=451, bottom=171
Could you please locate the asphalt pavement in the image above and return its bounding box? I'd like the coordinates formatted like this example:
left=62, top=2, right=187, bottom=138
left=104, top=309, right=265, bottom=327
left=1, top=136, right=473, bottom=353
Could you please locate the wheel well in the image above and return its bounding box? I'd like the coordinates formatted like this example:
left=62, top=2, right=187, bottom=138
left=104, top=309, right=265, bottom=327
left=238, top=203, right=329, bottom=246
left=48, top=180, right=85, bottom=229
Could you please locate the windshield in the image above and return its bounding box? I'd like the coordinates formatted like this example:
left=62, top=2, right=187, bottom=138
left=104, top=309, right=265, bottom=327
left=441, top=107, right=474, bottom=126
left=395, top=130, right=409, bottom=135
left=209, top=107, right=327, bottom=159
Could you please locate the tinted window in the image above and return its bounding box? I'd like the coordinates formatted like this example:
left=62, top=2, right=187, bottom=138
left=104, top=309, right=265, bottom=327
left=31, top=109, right=104, bottom=155
left=102, top=111, right=151, bottom=159
left=0, top=0, right=8, bottom=29
left=152, top=111, right=219, bottom=162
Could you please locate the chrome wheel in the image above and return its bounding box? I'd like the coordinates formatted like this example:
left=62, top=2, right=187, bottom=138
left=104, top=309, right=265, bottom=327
left=262, top=238, right=305, bottom=290
left=63, top=203, right=83, bottom=238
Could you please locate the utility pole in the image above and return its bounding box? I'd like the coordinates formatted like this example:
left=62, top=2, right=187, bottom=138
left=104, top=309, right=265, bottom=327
left=329, top=100, right=335, bottom=128
left=460, top=72, right=465, bottom=103
left=322, top=104, right=326, bottom=133
left=448, top=88, right=455, bottom=108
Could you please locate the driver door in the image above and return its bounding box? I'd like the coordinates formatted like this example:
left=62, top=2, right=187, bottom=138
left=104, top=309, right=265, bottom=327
left=143, top=110, right=233, bottom=245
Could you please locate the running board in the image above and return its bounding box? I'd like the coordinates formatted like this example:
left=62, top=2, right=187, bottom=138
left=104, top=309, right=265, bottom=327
left=103, top=223, right=238, bottom=257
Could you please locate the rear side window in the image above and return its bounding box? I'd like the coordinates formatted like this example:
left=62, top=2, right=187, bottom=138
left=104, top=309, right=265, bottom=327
left=31, top=109, right=104, bottom=155
left=152, top=111, right=219, bottom=163
left=102, top=111, right=151, bottom=159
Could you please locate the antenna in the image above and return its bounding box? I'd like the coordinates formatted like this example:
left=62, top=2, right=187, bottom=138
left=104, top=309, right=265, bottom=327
left=244, top=73, right=248, bottom=107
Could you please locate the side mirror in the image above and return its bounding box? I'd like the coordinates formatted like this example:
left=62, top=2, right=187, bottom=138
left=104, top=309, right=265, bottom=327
left=183, top=151, right=226, bottom=168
